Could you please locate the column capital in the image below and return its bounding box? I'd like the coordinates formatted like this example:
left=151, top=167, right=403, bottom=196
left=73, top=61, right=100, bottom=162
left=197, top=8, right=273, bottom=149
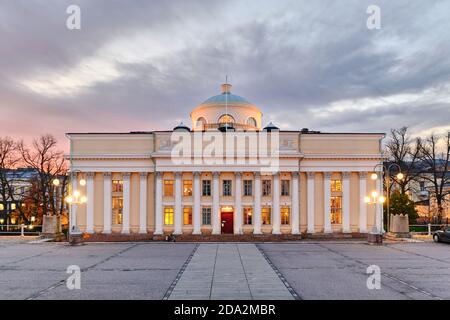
left=140, top=172, right=148, bottom=178
left=212, top=171, right=220, bottom=178
left=155, top=171, right=163, bottom=178
left=307, top=172, right=315, bottom=179
left=253, top=171, right=261, bottom=178
left=342, top=172, right=351, bottom=179
left=193, top=171, right=201, bottom=177
left=235, top=172, right=242, bottom=178
left=174, top=172, right=182, bottom=178
left=86, top=172, right=95, bottom=178
left=103, top=172, right=111, bottom=177
left=122, top=172, right=131, bottom=179
left=324, top=172, right=332, bottom=179
left=292, top=172, right=299, bottom=178
left=359, top=172, right=368, bottom=179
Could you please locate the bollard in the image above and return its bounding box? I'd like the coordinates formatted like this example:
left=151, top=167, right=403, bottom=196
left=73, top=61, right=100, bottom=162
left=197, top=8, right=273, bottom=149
left=428, top=223, right=431, bottom=236
left=21, top=224, right=25, bottom=237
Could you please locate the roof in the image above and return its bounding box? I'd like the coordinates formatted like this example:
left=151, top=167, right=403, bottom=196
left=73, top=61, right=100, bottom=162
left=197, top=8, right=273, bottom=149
left=201, top=92, right=251, bottom=105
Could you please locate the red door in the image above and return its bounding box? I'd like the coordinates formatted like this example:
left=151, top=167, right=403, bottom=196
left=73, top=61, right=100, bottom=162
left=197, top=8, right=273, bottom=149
left=221, top=212, right=234, bottom=234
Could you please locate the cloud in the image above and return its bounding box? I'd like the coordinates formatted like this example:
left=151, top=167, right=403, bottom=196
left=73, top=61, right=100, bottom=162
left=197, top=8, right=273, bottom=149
left=0, top=0, right=449, bottom=151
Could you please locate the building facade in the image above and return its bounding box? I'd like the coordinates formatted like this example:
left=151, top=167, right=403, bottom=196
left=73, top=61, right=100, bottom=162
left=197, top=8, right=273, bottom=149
left=67, top=84, right=385, bottom=238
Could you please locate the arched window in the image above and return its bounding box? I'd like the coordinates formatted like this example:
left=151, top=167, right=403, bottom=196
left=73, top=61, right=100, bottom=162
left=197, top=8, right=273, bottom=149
left=196, top=117, right=207, bottom=127
left=246, top=117, right=257, bottom=127
left=218, top=114, right=235, bottom=124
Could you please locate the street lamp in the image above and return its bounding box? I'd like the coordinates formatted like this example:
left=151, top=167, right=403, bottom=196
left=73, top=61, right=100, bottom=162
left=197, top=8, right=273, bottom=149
left=368, top=163, right=404, bottom=235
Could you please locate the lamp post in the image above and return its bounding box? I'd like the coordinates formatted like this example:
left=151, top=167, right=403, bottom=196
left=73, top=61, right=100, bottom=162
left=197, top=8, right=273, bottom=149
left=366, top=163, right=404, bottom=237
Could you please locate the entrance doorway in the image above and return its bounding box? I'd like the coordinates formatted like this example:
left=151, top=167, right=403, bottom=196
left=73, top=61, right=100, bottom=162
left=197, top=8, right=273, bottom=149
left=221, top=212, right=234, bottom=234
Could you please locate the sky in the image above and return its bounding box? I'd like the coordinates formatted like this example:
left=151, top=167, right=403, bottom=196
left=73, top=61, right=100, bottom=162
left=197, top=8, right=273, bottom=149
left=1, top=0, right=450, bottom=152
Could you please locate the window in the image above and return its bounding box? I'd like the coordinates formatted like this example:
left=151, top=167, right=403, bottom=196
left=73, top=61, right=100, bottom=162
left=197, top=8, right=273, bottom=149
left=223, top=180, right=232, bottom=196
left=243, top=207, right=253, bottom=225
left=183, top=207, right=192, bottom=225
left=331, top=179, right=342, bottom=192
left=183, top=180, right=192, bottom=196
left=243, top=180, right=252, bottom=196
left=202, top=180, right=211, bottom=196
left=419, top=181, right=425, bottom=191
left=262, top=180, right=271, bottom=196
left=218, top=114, right=235, bottom=124
left=281, top=180, right=290, bottom=196
left=112, top=196, right=123, bottom=225
left=11, top=203, right=16, bottom=210
left=202, top=207, right=211, bottom=225
left=262, top=207, right=271, bottom=225
left=196, top=117, right=207, bottom=127
left=246, top=117, right=257, bottom=127
left=164, top=207, right=174, bottom=225
left=112, top=180, right=123, bottom=192
left=0, top=204, right=3, bottom=211
left=281, top=207, right=290, bottom=225
left=164, top=180, right=174, bottom=196
left=330, top=196, right=342, bottom=224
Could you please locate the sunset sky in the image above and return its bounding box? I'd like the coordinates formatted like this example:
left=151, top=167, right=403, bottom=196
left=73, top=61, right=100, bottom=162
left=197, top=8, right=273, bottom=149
left=1, top=0, right=449, bottom=152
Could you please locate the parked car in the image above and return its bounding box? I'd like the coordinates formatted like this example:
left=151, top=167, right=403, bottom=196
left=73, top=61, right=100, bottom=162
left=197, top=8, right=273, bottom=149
left=433, top=228, right=450, bottom=243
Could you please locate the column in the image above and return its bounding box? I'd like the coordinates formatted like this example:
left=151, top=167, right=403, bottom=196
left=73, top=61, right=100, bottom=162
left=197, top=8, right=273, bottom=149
left=342, top=172, right=351, bottom=233
left=122, top=173, right=131, bottom=234
left=375, top=174, right=383, bottom=233
left=212, top=172, right=220, bottom=234
left=154, top=172, right=163, bottom=235
left=359, top=172, right=367, bottom=233
left=291, top=172, right=300, bottom=234
left=86, top=172, right=95, bottom=233
left=234, top=172, right=242, bottom=234
left=103, top=172, right=112, bottom=234
left=272, top=172, right=281, bottom=234
left=174, top=172, right=182, bottom=234
left=193, top=172, right=201, bottom=235
left=253, top=172, right=262, bottom=235
left=139, top=173, right=147, bottom=234
left=70, top=175, right=78, bottom=232
left=307, top=172, right=315, bottom=233
left=323, top=172, right=332, bottom=233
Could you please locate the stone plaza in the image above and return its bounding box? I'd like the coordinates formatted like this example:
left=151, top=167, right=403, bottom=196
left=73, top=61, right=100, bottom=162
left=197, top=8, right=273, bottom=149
left=0, top=239, right=449, bottom=300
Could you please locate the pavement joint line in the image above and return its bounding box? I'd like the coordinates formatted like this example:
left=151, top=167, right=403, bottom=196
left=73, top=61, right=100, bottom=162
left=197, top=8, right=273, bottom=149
left=208, top=244, right=219, bottom=299
left=255, top=244, right=301, bottom=300
left=316, top=243, right=442, bottom=300
left=25, top=243, right=139, bottom=300
left=236, top=244, right=253, bottom=300
left=386, top=244, right=450, bottom=265
left=163, top=243, right=200, bottom=300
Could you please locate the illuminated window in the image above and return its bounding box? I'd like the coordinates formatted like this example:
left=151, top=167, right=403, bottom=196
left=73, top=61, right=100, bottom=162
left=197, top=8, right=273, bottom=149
left=183, top=180, right=192, bottom=196
left=202, top=207, right=211, bottom=225
left=218, top=114, right=235, bottom=124
left=112, top=196, right=123, bottom=225
left=243, top=180, right=252, bottom=196
left=164, top=180, right=174, bottom=197
left=331, top=180, right=342, bottom=192
left=11, top=203, right=16, bottom=210
left=183, top=207, right=192, bottom=225
left=246, top=117, right=257, bottom=127
left=281, top=180, right=290, bottom=196
left=262, top=207, right=271, bottom=225
left=0, top=204, right=4, bottom=211
left=164, top=207, right=174, bottom=225
left=262, top=180, right=271, bottom=196
left=243, top=207, right=253, bottom=225
left=281, top=207, right=290, bottom=225
left=223, top=180, right=232, bottom=196
left=331, top=196, right=342, bottom=224
left=112, top=180, right=123, bottom=192
left=202, top=180, right=211, bottom=196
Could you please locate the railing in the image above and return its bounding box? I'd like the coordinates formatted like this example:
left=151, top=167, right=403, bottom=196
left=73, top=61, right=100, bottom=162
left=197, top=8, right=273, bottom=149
left=0, top=224, right=42, bottom=236
left=202, top=123, right=258, bottom=131
left=410, top=223, right=448, bottom=236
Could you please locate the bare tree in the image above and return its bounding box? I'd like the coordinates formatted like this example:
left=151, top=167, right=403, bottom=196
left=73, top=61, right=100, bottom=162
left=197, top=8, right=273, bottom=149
left=0, top=137, right=30, bottom=224
left=18, top=134, right=68, bottom=218
left=418, top=132, right=450, bottom=222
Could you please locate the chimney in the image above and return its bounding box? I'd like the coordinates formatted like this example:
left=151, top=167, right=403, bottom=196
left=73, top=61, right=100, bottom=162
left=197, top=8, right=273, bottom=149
left=221, top=83, right=232, bottom=94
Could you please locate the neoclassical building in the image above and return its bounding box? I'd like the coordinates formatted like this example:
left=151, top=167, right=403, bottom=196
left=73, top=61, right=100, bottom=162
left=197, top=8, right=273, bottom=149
left=67, top=84, right=384, bottom=239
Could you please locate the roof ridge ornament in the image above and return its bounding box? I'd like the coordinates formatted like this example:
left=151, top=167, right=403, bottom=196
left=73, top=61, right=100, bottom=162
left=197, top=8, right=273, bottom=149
left=221, top=83, right=232, bottom=94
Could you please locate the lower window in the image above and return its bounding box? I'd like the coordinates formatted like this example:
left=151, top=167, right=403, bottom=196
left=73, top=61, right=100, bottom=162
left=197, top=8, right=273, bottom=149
left=164, top=207, right=174, bottom=225
left=331, top=196, right=342, bottom=224
left=183, top=207, right=192, bottom=225
left=261, top=207, right=271, bottom=225
left=243, top=207, right=253, bottom=225
left=202, top=207, right=211, bottom=225
left=281, top=207, right=290, bottom=225
left=112, top=196, right=123, bottom=225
